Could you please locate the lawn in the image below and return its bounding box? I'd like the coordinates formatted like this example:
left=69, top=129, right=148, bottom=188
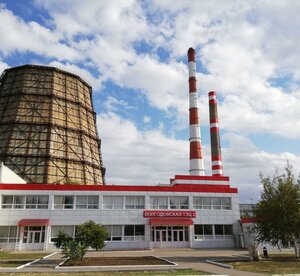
left=0, top=269, right=208, bottom=275
left=0, top=251, right=48, bottom=268
left=228, top=254, right=300, bottom=274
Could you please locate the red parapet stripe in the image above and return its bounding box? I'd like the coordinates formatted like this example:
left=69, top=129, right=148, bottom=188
left=174, top=174, right=229, bottom=181
left=0, top=183, right=238, bottom=193
left=209, top=91, right=216, bottom=96
left=241, top=217, right=256, bottom=223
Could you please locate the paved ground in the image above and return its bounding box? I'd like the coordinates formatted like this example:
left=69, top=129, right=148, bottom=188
left=0, top=248, right=268, bottom=275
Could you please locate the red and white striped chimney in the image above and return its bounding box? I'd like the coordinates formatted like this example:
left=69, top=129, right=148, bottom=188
left=209, top=91, right=223, bottom=176
left=187, top=47, right=205, bottom=176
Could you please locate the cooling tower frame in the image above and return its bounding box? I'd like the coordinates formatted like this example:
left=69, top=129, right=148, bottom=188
left=0, top=65, right=105, bottom=185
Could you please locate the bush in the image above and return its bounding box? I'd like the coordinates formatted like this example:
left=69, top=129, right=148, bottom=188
left=62, top=240, right=87, bottom=262
left=75, top=220, right=108, bottom=251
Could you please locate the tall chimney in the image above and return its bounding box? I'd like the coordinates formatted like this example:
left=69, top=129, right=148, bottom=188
left=187, top=48, right=205, bottom=176
left=209, top=91, right=223, bottom=176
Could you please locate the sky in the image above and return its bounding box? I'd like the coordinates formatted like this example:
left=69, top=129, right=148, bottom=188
left=1, top=0, right=300, bottom=202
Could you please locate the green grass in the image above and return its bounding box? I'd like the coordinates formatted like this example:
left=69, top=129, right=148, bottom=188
left=228, top=254, right=300, bottom=274
left=0, top=251, right=48, bottom=267
left=0, top=251, right=47, bottom=260
left=0, top=269, right=209, bottom=275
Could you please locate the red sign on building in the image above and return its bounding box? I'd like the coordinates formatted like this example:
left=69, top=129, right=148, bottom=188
left=143, top=210, right=196, bottom=218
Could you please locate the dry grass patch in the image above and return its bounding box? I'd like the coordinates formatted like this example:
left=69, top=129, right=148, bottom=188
left=0, top=269, right=208, bottom=275
left=64, top=256, right=171, bottom=266
left=228, top=254, right=300, bottom=274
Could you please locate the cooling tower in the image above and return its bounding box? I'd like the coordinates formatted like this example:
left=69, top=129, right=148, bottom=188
left=0, top=65, right=105, bottom=185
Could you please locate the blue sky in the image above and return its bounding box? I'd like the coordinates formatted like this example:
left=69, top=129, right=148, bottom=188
left=1, top=0, right=300, bottom=202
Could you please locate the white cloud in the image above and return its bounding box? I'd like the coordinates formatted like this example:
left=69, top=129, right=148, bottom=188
left=143, top=116, right=151, bottom=123
left=0, top=8, right=79, bottom=60
left=97, top=112, right=188, bottom=185
left=0, top=60, right=9, bottom=75
left=47, top=61, right=103, bottom=90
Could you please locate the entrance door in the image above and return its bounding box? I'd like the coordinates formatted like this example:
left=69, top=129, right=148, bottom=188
left=151, top=226, right=189, bottom=248
left=22, top=226, right=46, bottom=250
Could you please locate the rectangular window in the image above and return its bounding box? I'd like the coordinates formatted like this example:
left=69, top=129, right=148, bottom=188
left=76, top=196, right=98, bottom=209
left=212, top=198, right=222, bottom=210
left=0, top=226, right=18, bottom=242
left=124, top=225, right=145, bottom=241
left=2, top=195, right=25, bottom=209
left=149, top=196, right=168, bottom=209
left=169, top=197, right=189, bottom=209
left=194, top=224, right=213, bottom=240
left=193, top=197, right=231, bottom=210
left=125, top=196, right=145, bottom=209
left=103, top=196, right=124, bottom=209
left=2, top=195, right=13, bottom=209
left=215, top=224, right=233, bottom=239
left=104, top=225, right=122, bottom=241
left=54, top=196, right=74, bottom=209
left=51, top=225, right=74, bottom=242
left=25, top=195, right=48, bottom=209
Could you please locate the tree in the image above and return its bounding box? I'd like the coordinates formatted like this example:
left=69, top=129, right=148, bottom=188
left=253, top=163, right=300, bottom=257
left=75, top=220, right=108, bottom=251
left=53, top=221, right=108, bottom=261
left=62, top=240, right=87, bottom=262
left=53, top=231, right=73, bottom=249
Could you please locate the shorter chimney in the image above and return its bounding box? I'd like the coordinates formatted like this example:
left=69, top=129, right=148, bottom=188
left=209, top=91, right=223, bottom=176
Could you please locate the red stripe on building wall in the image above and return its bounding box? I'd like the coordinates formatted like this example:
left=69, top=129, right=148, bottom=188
left=174, top=175, right=229, bottom=181
left=0, top=183, right=238, bottom=193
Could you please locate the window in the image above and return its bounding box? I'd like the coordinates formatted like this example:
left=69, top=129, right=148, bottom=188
left=51, top=225, right=74, bottom=242
left=104, top=225, right=122, bottom=241
left=125, top=196, right=145, bottom=209
left=215, top=225, right=233, bottom=239
left=169, top=196, right=189, bottom=209
left=193, top=197, right=231, bottom=210
left=103, top=196, right=124, bottom=209
left=149, top=196, right=168, bottom=209
left=76, top=196, right=98, bottom=209
left=54, top=196, right=74, bottom=209
left=0, top=226, right=18, bottom=242
left=194, top=224, right=213, bottom=240
left=124, top=225, right=145, bottom=241
left=2, top=195, right=25, bottom=209
left=26, top=195, right=48, bottom=209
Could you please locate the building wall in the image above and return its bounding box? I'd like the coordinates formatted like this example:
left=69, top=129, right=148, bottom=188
left=0, top=185, right=241, bottom=250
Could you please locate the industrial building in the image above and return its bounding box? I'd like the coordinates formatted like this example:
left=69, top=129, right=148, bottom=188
left=0, top=48, right=242, bottom=251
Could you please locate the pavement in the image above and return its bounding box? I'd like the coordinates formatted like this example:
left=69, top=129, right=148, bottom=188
left=0, top=248, right=269, bottom=275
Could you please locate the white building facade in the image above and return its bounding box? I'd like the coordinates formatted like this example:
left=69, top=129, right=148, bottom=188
left=0, top=175, right=241, bottom=251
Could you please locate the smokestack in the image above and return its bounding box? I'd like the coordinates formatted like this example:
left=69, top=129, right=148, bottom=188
left=187, top=47, right=205, bottom=176
left=209, top=91, right=223, bottom=176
